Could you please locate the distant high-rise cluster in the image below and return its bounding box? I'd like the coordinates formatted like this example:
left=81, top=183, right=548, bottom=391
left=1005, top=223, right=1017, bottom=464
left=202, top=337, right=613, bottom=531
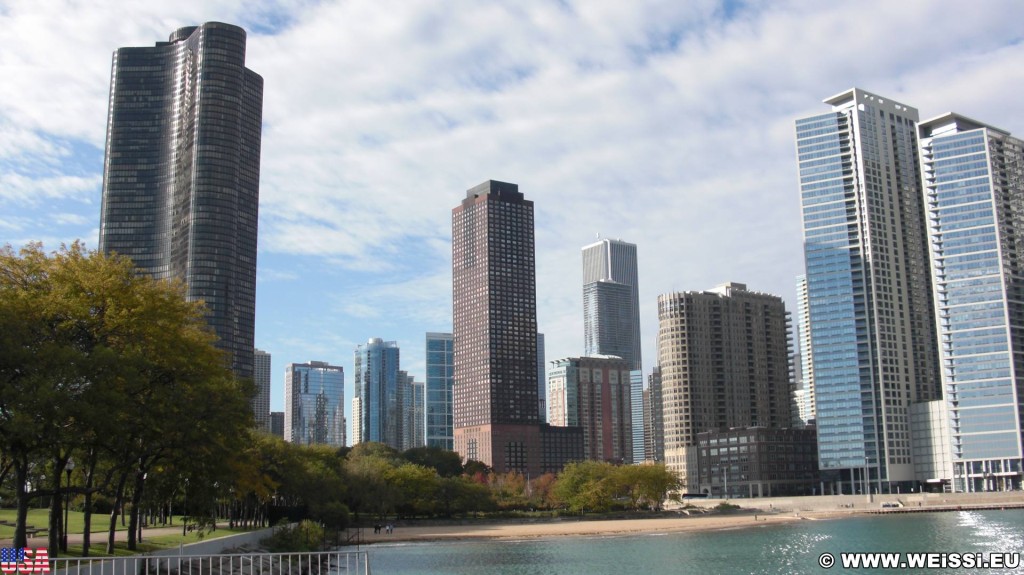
left=92, top=18, right=1024, bottom=495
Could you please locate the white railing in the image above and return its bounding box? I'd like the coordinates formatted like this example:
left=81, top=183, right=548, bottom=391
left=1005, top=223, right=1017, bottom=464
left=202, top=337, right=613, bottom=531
left=52, top=551, right=370, bottom=575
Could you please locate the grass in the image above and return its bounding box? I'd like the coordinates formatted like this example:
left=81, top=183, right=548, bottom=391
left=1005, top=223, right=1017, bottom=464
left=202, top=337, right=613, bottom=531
left=0, top=509, right=252, bottom=557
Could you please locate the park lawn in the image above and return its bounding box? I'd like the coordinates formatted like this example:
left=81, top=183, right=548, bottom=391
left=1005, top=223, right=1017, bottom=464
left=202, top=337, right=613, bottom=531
left=0, top=509, right=250, bottom=556
left=62, top=526, right=252, bottom=557
left=0, top=509, right=135, bottom=539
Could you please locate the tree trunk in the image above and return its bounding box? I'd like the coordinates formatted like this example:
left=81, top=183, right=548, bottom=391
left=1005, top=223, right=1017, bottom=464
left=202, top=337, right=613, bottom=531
left=106, top=471, right=128, bottom=554
left=126, top=470, right=146, bottom=550
left=48, top=470, right=61, bottom=556
left=81, top=460, right=96, bottom=557
left=13, top=461, right=29, bottom=548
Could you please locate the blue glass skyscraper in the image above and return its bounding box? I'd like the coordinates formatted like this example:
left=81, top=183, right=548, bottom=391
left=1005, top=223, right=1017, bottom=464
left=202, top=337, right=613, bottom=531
left=919, top=113, right=1024, bottom=492
left=354, top=338, right=402, bottom=449
left=796, top=89, right=939, bottom=493
left=284, top=361, right=345, bottom=447
left=425, top=333, right=454, bottom=450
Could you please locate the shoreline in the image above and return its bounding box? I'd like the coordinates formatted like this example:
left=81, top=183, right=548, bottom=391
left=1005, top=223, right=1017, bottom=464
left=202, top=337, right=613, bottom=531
left=348, top=491, right=1024, bottom=546
left=348, top=510, right=841, bottom=546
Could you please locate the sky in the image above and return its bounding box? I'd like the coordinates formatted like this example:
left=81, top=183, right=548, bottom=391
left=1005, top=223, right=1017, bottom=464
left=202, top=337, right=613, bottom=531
left=3, top=0, right=1024, bottom=427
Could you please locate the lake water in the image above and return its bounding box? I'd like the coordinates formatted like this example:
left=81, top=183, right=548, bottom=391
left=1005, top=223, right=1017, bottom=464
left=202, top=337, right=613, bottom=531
left=365, top=510, right=1024, bottom=574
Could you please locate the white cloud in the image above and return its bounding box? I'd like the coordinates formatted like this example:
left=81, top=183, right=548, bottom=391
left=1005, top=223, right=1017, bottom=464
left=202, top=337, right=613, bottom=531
left=4, top=0, right=1024, bottom=410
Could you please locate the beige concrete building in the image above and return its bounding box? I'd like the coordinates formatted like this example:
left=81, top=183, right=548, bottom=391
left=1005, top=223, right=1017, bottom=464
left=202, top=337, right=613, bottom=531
left=658, top=282, right=792, bottom=491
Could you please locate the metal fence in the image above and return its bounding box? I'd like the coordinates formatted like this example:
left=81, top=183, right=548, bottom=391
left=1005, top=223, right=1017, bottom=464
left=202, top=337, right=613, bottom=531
left=51, top=551, right=370, bottom=575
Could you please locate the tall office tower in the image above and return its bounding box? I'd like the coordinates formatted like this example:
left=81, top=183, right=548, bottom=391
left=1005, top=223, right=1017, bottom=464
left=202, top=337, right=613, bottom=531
left=919, top=113, right=1024, bottom=492
left=253, top=349, right=272, bottom=431
left=425, top=332, right=454, bottom=450
left=537, top=333, right=547, bottom=422
left=452, top=180, right=543, bottom=474
left=98, top=23, right=262, bottom=381
left=582, top=239, right=642, bottom=371
left=657, top=282, right=792, bottom=490
left=796, top=88, right=940, bottom=493
left=630, top=370, right=645, bottom=463
left=354, top=338, right=402, bottom=449
left=284, top=361, right=345, bottom=447
left=548, top=356, right=633, bottom=463
left=400, top=376, right=425, bottom=451
left=794, top=275, right=815, bottom=426
left=645, top=366, right=664, bottom=462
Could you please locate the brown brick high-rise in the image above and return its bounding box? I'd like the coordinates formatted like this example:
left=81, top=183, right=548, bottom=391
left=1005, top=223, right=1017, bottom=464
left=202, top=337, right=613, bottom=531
left=452, top=181, right=544, bottom=474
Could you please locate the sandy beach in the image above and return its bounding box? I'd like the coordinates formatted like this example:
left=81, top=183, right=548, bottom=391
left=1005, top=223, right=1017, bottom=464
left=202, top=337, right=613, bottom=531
left=350, top=511, right=814, bottom=545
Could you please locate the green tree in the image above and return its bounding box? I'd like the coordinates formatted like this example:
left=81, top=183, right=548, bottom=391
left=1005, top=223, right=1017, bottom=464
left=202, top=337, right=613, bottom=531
left=0, top=243, right=254, bottom=552
left=345, top=452, right=399, bottom=521
left=388, top=463, right=438, bottom=518
left=401, top=446, right=463, bottom=477
left=552, top=461, right=617, bottom=514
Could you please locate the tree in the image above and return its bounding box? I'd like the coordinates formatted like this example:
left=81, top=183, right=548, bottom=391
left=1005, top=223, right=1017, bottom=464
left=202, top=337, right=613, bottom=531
left=388, top=463, right=438, bottom=518
left=552, top=461, right=618, bottom=514
left=401, top=446, right=463, bottom=477
left=0, top=243, right=254, bottom=552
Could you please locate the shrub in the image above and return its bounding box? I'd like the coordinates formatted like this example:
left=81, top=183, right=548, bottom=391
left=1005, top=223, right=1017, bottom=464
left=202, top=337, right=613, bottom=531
left=261, top=520, right=325, bottom=552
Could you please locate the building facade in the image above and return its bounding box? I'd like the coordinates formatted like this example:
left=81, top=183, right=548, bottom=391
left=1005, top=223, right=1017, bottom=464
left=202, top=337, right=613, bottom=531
left=657, top=282, right=792, bottom=490
left=630, top=370, right=645, bottom=463
left=644, top=366, right=664, bottom=462
left=537, top=333, right=547, bottom=422
left=794, top=275, right=815, bottom=426
left=582, top=239, right=642, bottom=371
left=919, top=113, right=1024, bottom=492
left=354, top=338, right=402, bottom=449
left=99, top=23, right=262, bottom=381
left=796, top=88, right=940, bottom=493
left=284, top=361, right=345, bottom=447
left=253, top=348, right=271, bottom=431
left=401, top=376, right=425, bottom=451
left=695, top=427, right=819, bottom=498
left=350, top=396, right=363, bottom=445
left=425, top=332, right=454, bottom=450
left=548, top=356, right=633, bottom=463
left=909, top=400, right=952, bottom=490
left=270, top=411, right=284, bottom=438
left=452, top=180, right=579, bottom=474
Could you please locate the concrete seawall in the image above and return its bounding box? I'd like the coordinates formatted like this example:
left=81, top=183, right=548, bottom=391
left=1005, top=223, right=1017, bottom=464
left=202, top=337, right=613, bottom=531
left=678, top=490, right=1024, bottom=513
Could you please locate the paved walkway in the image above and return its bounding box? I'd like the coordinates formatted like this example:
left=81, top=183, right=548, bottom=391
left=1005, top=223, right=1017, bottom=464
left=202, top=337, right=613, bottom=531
left=2, top=522, right=233, bottom=549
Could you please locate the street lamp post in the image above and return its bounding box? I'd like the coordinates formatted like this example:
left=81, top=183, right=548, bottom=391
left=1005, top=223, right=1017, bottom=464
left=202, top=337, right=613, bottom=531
left=182, top=479, right=188, bottom=537
left=62, top=459, right=75, bottom=552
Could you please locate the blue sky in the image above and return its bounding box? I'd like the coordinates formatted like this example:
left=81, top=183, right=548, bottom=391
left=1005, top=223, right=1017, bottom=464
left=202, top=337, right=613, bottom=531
left=3, top=0, right=1024, bottom=428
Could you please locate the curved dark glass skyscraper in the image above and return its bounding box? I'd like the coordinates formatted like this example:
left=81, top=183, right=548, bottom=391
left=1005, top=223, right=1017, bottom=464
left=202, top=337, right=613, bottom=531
left=99, top=23, right=263, bottom=380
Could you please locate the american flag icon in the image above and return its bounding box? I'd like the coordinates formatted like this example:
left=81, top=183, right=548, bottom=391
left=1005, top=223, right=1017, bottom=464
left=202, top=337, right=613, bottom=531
left=0, top=548, right=49, bottom=573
